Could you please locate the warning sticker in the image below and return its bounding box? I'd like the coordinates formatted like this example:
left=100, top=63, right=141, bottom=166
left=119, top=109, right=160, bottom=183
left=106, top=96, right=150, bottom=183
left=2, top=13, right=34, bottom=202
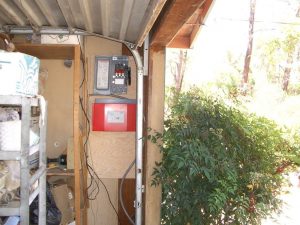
left=107, top=111, right=125, bottom=123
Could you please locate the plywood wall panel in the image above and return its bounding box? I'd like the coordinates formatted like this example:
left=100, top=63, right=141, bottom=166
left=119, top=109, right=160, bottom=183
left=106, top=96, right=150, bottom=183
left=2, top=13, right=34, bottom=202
left=89, top=131, right=135, bottom=178
left=41, top=60, right=73, bottom=158
left=87, top=178, right=119, bottom=225
left=85, top=36, right=136, bottom=179
left=84, top=36, right=137, bottom=225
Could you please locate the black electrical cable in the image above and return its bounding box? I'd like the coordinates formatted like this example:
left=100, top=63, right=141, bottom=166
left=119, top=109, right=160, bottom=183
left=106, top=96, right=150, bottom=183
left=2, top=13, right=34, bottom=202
left=77, top=35, right=128, bottom=225
left=77, top=40, right=121, bottom=225
left=77, top=35, right=86, bottom=89
left=77, top=35, right=100, bottom=200
left=80, top=103, right=122, bottom=225
left=79, top=97, right=100, bottom=200
left=109, top=94, right=131, bottom=100
left=97, top=174, right=121, bottom=224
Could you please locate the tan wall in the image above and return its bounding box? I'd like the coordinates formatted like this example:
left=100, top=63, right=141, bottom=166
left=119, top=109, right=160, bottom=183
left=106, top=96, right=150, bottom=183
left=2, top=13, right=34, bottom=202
left=87, top=178, right=119, bottom=225
left=40, top=37, right=137, bottom=225
left=84, top=36, right=136, bottom=225
left=85, top=36, right=136, bottom=179
left=41, top=60, right=73, bottom=158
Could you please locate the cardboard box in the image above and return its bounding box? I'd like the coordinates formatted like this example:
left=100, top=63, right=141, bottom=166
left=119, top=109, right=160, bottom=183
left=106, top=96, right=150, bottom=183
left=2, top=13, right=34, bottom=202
left=0, top=120, right=40, bottom=151
left=0, top=51, right=40, bottom=96
left=51, top=182, right=75, bottom=225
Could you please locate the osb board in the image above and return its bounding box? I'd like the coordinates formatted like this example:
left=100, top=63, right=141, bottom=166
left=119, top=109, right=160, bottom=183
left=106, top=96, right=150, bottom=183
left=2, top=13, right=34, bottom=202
left=41, top=60, right=73, bottom=158
left=85, top=36, right=136, bottom=178
left=89, top=131, right=135, bottom=178
left=87, top=178, right=118, bottom=225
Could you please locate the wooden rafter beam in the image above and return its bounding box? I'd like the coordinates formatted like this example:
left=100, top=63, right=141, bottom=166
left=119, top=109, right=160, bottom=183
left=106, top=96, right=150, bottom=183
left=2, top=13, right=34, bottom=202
left=150, top=0, right=206, bottom=48
left=167, top=36, right=190, bottom=48
left=189, top=0, right=214, bottom=47
left=136, top=0, right=167, bottom=47
left=14, top=43, right=76, bottom=59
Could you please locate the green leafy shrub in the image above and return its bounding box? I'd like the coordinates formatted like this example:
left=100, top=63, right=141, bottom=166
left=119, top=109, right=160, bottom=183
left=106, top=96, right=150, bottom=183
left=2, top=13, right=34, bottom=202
left=151, top=88, right=298, bottom=225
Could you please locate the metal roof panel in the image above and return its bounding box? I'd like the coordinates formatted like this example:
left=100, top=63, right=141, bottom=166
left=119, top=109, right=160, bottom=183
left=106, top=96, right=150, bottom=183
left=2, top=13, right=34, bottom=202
left=0, top=0, right=167, bottom=46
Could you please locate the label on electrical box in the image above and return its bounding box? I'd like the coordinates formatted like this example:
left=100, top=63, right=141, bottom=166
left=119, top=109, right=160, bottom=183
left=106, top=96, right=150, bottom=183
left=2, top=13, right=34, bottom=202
left=115, top=79, right=124, bottom=85
left=96, top=60, right=109, bottom=90
left=107, top=111, right=125, bottom=123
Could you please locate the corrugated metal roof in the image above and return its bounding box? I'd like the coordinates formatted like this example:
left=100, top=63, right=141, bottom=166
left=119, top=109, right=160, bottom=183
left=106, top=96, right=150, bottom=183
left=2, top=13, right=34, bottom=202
left=0, top=0, right=166, bottom=47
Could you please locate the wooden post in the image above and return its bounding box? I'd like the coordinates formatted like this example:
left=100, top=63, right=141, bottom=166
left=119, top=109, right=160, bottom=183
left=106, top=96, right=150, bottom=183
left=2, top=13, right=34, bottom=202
left=73, top=45, right=82, bottom=225
left=145, top=47, right=165, bottom=225
left=82, top=56, right=89, bottom=225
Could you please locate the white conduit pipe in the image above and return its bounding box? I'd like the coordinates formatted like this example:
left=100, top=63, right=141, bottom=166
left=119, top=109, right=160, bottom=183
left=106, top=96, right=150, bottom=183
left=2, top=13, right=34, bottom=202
left=130, top=47, right=144, bottom=225
left=124, top=35, right=148, bottom=225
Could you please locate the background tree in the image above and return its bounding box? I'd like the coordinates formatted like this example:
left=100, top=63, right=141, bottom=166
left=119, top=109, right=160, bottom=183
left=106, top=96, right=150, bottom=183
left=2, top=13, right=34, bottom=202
left=151, top=89, right=299, bottom=225
left=242, top=0, right=257, bottom=93
left=169, top=49, right=188, bottom=92
left=259, top=29, right=300, bottom=93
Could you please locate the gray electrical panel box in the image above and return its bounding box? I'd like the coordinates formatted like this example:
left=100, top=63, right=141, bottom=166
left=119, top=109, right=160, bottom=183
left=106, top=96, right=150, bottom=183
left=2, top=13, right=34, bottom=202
left=94, top=56, right=131, bottom=95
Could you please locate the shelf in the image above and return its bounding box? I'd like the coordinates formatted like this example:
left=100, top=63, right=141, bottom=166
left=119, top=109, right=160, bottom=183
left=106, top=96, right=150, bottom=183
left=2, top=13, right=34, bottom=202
left=29, top=144, right=40, bottom=156
left=0, top=143, right=41, bottom=160
left=47, top=167, right=74, bottom=176
left=0, top=93, right=47, bottom=224
left=0, top=95, right=38, bottom=106
left=0, top=201, right=20, bottom=216
left=30, top=166, right=46, bottom=186
left=0, top=151, right=20, bottom=160
left=0, top=185, right=40, bottom=217
left=29, top=187, right=39, bottom=206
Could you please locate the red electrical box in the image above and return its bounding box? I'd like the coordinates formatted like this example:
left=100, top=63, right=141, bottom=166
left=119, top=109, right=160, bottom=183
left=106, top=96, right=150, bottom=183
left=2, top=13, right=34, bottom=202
left=92, top=99, right=136, bottom=131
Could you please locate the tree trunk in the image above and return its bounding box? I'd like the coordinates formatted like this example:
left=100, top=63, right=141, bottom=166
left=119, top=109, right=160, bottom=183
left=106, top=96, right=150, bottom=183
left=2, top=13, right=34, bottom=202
left=171, top=49, right=188, bottom=92
left=282, top=55, right=293, bottom=92
left=296, top=4, right=300, bottom=17
left=241, top=0, right=256, bottom=93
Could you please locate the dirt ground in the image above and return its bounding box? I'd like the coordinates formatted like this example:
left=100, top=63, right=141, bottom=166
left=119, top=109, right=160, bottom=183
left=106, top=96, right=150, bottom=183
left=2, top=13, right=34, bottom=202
left=262, top=171, right=300, bottom=225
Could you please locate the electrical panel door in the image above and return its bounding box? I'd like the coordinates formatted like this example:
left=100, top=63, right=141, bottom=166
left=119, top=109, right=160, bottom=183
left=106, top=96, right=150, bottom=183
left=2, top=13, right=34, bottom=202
left=94, top=56, right=131, bottom=95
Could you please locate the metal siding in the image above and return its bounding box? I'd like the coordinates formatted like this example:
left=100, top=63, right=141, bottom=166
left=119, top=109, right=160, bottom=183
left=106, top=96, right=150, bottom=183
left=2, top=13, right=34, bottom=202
left=89, top=0, right=102, bottom=33
left=126, top=0, right=151, bottom=42
left=0, top=0, right=27, bottom=26
left=67, top=0, right=85, bottom=29
left=0, top=0, right=165, bottom=45
left=37, top=0, right=66, bottom=26
left=0, top=10, right=12, bottom=25
left=13, top=0, right=47, bottom=26
left=109, top=0, right=123, bottom=39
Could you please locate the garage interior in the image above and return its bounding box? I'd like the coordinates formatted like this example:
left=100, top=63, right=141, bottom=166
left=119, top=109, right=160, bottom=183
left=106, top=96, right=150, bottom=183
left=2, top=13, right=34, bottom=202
left=0, top=0, right=213, bottom=224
